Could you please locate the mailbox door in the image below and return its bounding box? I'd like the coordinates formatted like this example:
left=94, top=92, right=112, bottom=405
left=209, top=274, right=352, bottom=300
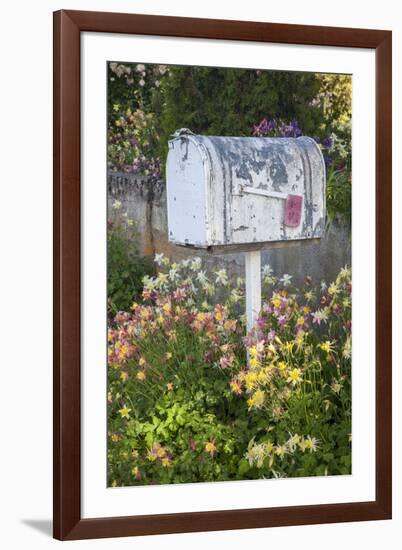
left=166, top=137, right=209, bottom=247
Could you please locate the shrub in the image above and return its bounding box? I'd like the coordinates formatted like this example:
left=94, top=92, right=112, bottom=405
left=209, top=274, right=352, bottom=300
left=157, top=66, right=323, bottom=163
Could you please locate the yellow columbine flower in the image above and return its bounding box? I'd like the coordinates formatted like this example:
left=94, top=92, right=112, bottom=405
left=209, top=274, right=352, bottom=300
left=136, top=371, right=146, bottom=381
left=119, top=406, right=131, bottom=419
left=156, top=447, right=166, bottom=458
left=272, top=297, right=281, bottom=309
left=247, top=390, right=265, bottom=409
left=166, top=382, right=174, bottom=391
left=282, top=341, right=294, bottom=354
left=139, top=357, right=146, bottom=366
left=328, top=284, right=338, bottom=296
left=287, top=368, right=303, bottom=385
left=303, top=436, right=320, bottom=452
left=162, top=303, right=171, bottom=313
left=249, top=357, right=258, bottom=368
left=278, top=361, right=287, bottom=371
left=111, top=433, right=119, bottom=442
left=120, top=371, right=128, bottom=382
left=320, top=340, right=334, bottom=354
left=161, top=457, right=171, bottom=467
left=249, top=345, right=257, bottom=358
left=275, top=444, right=288, bottom=458
left=204, top=440, right=217, bottom=457
left=244, top=371, right=258, bottom=390
left=165, top=351, right=172, bottom=360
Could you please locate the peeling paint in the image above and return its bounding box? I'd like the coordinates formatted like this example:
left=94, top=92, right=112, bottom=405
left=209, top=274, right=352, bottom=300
left=166, top=131, right=326, bottom=249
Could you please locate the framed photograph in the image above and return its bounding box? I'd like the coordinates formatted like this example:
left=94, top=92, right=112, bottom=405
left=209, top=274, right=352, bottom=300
left=53, top=10, right=392, bottom=540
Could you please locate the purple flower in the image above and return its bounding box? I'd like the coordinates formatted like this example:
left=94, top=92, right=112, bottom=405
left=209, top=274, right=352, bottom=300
left=267, top=330, right=276, bottom=342
left=322, top=137, right=333, bottom=149
left=278, top=315, right=288, bottom=327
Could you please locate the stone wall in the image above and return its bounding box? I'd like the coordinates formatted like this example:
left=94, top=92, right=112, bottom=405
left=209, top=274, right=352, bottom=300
left=108, top=172, right=351, bottom=285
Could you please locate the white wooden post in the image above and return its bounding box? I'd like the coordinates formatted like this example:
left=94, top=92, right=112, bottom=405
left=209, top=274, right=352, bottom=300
left=245, top=250, right=262, bottom=332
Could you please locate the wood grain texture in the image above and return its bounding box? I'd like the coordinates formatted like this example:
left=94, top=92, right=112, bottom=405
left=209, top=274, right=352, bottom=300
left=53, top=10, right=392, bottom=540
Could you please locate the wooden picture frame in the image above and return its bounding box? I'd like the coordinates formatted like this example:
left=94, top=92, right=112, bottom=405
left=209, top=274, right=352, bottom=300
left=53, top=9, right=392, bottom=540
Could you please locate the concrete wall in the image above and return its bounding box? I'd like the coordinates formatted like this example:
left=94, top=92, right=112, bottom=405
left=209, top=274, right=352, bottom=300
left=108, top=172, right=351, bottom=285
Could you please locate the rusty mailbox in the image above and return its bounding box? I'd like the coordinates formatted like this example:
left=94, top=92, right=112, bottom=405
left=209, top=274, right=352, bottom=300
left=166, top=128, right=326, bottom=251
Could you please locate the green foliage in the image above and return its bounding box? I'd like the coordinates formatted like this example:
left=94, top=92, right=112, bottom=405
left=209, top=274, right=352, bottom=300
left=326, top=166, right=352, bottom=230
left=157, top=66, right=323, bottom=162
left=107, top=216, right=154, bottom=316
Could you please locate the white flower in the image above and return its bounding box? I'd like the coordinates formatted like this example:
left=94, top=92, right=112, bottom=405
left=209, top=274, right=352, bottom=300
left=154, top=253, right=165, bottom=266
left=136, top=64, right=145, bottom=72
left=142, top=275, right=155, bottom=291
left=169, top=268, right=179, bottom=281
left=262, top=264, right=273, bottom=277
left=190, top=257, right=202, bottom=271
left=196, top=270, right=208, bottom=285
left=215, top=269, right=228, bottom=285
left=320, top=281, right=327, bottom=291
left=280, top=274, right=292, bottom=287
left=112, top=200, right=121, bottom=210
left=181, top=259, right=191, bottom=268
left=156, top=272, right=169, bottom=288
left=139, top=79, right=145, bottom=87
left=343, top=336, right=352, bottom=359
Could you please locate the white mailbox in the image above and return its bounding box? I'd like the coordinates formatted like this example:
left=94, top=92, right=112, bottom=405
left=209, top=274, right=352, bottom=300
left=166, top=129, right=326, bottom=251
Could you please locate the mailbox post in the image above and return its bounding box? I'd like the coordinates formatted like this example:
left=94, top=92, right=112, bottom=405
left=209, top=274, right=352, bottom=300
left=166, top=128, right=326, bottom=333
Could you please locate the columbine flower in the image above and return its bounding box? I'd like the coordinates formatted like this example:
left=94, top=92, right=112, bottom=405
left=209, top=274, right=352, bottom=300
left=142, top=275, right=155, bottom=291
left=287, top=368, right=303, bottom=385
left=154, top=252, right=165, bottom=266
left=196, top=271, right=208, bottom=285
left=286, top=433, right=301, bottom=452
left=247, top=390, right=265, bottom=409
left=190, top=257, right=202, bottom=271
left=320, top=340, right=335, bottom=354
left=328, top=283, right=339, bottom=296
left=230, top=378, right=242, bottom=395
left=204, top=440, right=217, bottom=457
left=215, top=269, right=228, bottom=285
left=136, top=370, right=146, bottom=381
left=262, top=264, right=273, bottom=277
left=280, top=274, right=292, bottom=287
left=343, top=336, right=352, bottom=359
left=275, top=444, right=288, bottom=459
left=112, top=200, right=122, bottom=210
left=169, top=268, right=179, bottom=281
left=118, top=405, right=131, bottom=418
left=311, top=309, right=326, bottom=325
left=303, top=436, right=320, bottom=453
